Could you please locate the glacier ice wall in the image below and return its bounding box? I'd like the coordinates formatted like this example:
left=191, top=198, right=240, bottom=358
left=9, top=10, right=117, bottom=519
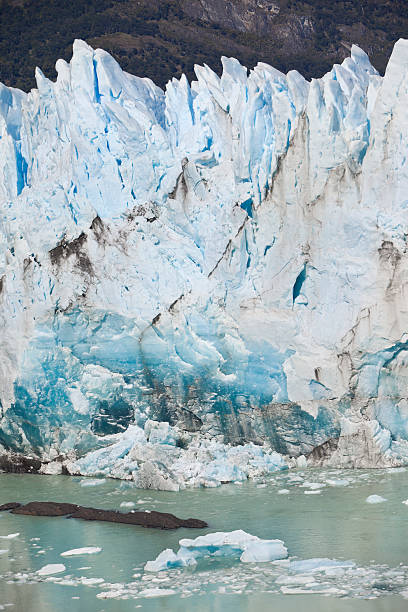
left=1, top=39, right=408, bottom=468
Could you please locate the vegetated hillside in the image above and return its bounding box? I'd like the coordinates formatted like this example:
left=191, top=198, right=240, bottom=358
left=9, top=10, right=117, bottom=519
left=0, top=0, right=406, bottom=91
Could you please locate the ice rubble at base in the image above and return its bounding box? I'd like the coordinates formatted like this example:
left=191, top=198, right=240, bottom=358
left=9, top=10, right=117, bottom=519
left=144, top=530, right=288, bottom=571
left=6, top=553, right=408, bottom=601
left=1, top=36, right=408, bottom=475
left=65, top=420, right=287, bottom=490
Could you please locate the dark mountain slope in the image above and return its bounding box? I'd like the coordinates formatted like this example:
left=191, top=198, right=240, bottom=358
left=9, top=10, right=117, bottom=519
left=0, top=0, right=406, bottom=91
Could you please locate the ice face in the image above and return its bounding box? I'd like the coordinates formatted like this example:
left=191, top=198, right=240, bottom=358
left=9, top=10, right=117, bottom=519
left=0, top=39, right=408, bottom=473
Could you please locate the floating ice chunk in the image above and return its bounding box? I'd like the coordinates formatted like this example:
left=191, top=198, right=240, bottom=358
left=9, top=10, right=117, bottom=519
left=304, top=490, right=321, bottom=495
left=240, top=541, right=288, bottom=563
left=326, top=479, right=349, bottom=486
left=289, top=558, right=355, bottom=573
left=0, top=550, right=8, bottom=554
left=0, top=533, right=19, bottom=539
left=61, top=547, right=102, bottom=556
left=79, top=577, right=105, bottom=585
left=144, top=548, right=196, bottom=572
left=37, top=563, right=66, bottom=576
left=120, top=501, right=135, bottom=508
left=280, top=586, right=348, bottom=595
left=80, top=478, right=106, bottom=487
left=145, top=530, right=287, bottom=571
left=402, top=500, right=408, bottom=505
left=278, top=489, right=290, bottom=495
left=302, top=482, right=325, bottom=489
left=138, top=588, right=176, bottom=598
left=276, top=575, right=312, bottom=585
left=366, top=495, right=387, bottom=504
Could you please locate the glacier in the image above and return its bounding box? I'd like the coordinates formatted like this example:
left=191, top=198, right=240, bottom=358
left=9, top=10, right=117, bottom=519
left=1, top=38, right=408, bottom=483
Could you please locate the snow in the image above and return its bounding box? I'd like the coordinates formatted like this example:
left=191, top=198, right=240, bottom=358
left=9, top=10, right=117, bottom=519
left=0, top=38, right=408, bottom=478
left=61, top=547, right=102, bottom=556
left=145, top=530, right=287, bottom=571
left=366, top=495, right=387, bottom=504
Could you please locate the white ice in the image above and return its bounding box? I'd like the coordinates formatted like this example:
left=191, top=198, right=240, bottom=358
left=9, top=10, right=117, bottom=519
left=37, top=563, right=66, bottom=576
left=145, top=530, right=287, bottom=571
left=366, top=495, right=387, bottom=504
left=61, top=547, right=102, bottom=556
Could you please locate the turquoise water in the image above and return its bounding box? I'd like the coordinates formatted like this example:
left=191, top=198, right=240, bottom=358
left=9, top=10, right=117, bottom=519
left=0, top=468, right=407, bottom=611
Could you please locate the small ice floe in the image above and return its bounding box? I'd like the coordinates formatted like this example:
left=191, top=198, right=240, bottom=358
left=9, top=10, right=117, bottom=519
left=79, top=577, right=105, bottom=586
left=366, top=495, right=387, bottom=504
left=278, top=489, right=290, bottom=495
left=326, top=479, right=349, bottom=487
left=289, top=558, right=355, bottom=573
left=37, top=563, right=66, bottom=576
left=0, top=533, right=19, bottom=539
left=61, top=547, right=102, bottom=556
left=304, top=490, right=321, bottom=495
left=138, top=588, right=176, bottom=598
left=80, top=478, right=106, bottom=487
left=402, top=500, right=408, bottom=506
left=120, top=501, right=135, bottom=508
left=145, top=530, right=287, bottom=571
left=301, top=482, right=325, bottom=490
left=0, top=549, right=8, bottom=554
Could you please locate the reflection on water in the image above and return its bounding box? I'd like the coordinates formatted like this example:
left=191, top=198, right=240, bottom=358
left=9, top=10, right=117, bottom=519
left=0, top=467, right=407, bottom=611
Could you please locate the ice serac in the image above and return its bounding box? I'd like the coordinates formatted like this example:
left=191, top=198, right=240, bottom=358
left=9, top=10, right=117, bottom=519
left=0, top=38, right=408, bottom=481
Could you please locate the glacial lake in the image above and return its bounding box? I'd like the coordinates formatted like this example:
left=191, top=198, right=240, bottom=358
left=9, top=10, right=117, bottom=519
left=0, top=468, right=407, bottom=611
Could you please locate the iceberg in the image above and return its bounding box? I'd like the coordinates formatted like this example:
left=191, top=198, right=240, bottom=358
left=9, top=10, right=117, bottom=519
left=144, top=530, right=288, bottom=571
left=0, top=38, right=408, bottom=478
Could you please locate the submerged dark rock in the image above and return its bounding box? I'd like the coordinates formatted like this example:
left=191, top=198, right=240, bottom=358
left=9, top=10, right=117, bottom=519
left=0, top=502, right=21, bottom=511
left=12, top=501, right=79, bottom=516
left=1, top=501, right=207, bottom=530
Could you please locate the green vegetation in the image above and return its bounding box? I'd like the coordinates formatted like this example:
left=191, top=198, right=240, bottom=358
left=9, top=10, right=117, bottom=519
left=0, top=0, right=405, bottom=91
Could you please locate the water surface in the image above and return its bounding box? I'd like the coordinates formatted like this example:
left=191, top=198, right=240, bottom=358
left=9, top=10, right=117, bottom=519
left=0, top=468, right=407, bottom=611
